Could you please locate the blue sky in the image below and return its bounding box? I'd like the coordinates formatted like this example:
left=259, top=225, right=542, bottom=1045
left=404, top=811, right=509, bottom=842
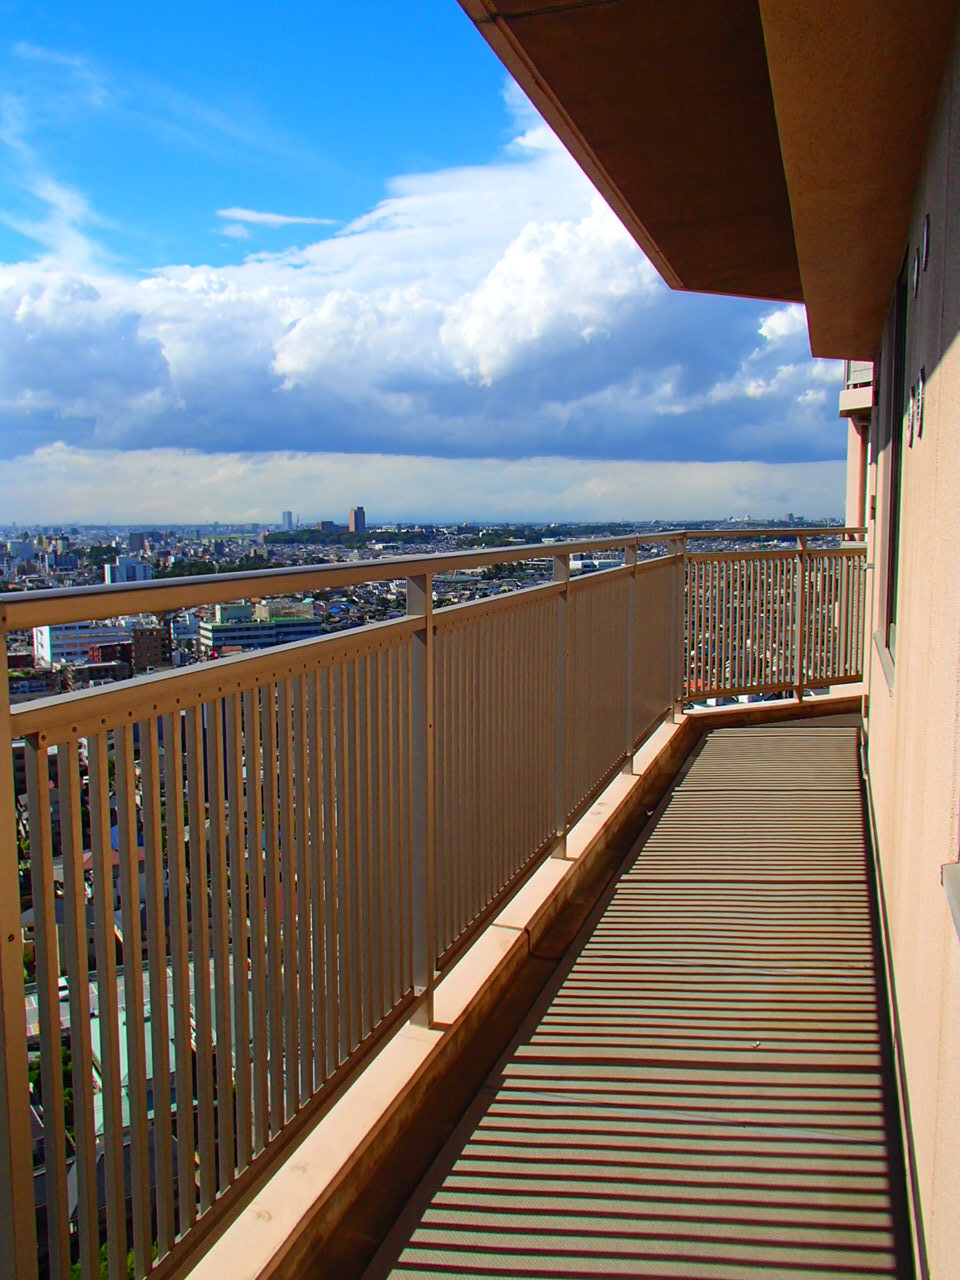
left=0, top=3, right=845, bottom=523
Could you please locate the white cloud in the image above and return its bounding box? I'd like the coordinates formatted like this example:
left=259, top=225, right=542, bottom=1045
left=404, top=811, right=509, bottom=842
left=758, top=303, right=808, bottom=345
left=0, top=442, right=844, bottom=523
left=216, top=207, right=336, bottom=228
left=0, top=81, right=846, bottom=485
left=440, top=197, right=660, bottom=385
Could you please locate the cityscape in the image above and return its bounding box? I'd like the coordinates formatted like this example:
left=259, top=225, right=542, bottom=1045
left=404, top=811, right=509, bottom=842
left=3, top=506, right=839, bottom=705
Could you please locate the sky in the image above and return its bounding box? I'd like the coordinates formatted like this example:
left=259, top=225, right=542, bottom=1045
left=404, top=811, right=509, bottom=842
left=0, top=3, right=846, bottom=524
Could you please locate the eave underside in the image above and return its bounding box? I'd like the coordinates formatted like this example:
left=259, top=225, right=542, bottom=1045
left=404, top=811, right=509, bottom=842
left=461, top=0, right=958, bottom=357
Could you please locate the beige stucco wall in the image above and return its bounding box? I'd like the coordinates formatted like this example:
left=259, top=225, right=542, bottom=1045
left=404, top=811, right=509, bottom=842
left=844, top=416, right=868, bottom=527
left=863, top=15, right=960, bottom=1277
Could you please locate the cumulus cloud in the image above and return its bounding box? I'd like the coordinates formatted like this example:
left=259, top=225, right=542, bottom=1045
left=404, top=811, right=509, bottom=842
left=0, top=442, right=844, bottom=524
left=0, top=78, right=846, bottom=504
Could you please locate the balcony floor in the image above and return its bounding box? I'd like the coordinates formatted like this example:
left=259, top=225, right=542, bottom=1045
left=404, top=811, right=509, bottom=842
left=365, top=722, right=912, bottom=1279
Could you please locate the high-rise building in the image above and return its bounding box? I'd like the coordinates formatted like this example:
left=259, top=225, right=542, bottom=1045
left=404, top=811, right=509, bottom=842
left=349, top=506, right=366, bottom=533
left=282, top=510, right=294, bottom=531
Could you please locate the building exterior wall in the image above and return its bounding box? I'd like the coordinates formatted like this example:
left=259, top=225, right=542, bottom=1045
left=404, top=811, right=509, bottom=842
left=843, top=415, right=869, bottom=527
left=863, top=18, right=960, bottom=1276
left=198, top=616, right=327, bottom=654
left=32, top=622, right=129, bottom=667
left=104, top=557, right=152, bottom=584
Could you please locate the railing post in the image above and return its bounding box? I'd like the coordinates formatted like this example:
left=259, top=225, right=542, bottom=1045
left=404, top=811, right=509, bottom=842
left=795, top=534, right=808, bottom=700
left=669, top=535, right=688, bottom=718
left=407, top=574, right=436, bottom=1023
left=553, top=553, right=570, bottom=854
left=0, top=640, right=37, bottom=1280
left=624, top=541, right=637, bottom=767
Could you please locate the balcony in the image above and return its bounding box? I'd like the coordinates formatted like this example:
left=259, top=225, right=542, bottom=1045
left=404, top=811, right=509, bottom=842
left=0, top=529, right=883, bottom=1280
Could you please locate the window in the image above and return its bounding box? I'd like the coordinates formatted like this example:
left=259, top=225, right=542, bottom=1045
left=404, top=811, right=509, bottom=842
left=883, top=259, right=908, bottom=659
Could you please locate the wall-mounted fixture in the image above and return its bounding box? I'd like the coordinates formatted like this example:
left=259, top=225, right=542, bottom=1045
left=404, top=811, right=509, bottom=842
left=922, top=213, right=930, bottom=270
left=916, top=367, right=925, bottom=439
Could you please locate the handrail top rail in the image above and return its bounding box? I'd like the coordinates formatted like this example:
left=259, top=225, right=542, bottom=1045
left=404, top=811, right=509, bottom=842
left=0, top=527, right=865, bottom=632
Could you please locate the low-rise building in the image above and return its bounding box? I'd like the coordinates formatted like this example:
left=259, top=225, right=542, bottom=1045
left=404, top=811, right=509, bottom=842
left=198, top=600, right=327, bottom=655
left=33, top=622, right=129, bottom=667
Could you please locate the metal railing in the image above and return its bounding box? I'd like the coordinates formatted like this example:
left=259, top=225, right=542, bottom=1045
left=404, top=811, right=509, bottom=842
left=680, top=532, right=868, bottom=701
left=0, top=528, right=865, bottom=1280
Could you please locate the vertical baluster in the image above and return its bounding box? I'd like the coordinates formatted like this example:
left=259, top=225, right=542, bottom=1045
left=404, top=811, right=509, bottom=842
left=774, top=557, right=783, bottom=686
left=400, top=644, right=413, bottom=995
left=88, top=732, right=127, bottom=1278
left=141, top=718, right=174, bottom=1255
left=374, top=650, right=389, bottom=1014
left=293, top=674, right=311, bottom=1098
left=770, top=558, right=778, bottom=686
left=225, top=694, right=251, bottom=1167
left=346, top=659, right=363, bottom=1043
left=115, top=724, right=151, bottom=1276
left=696, top=563, right=701, bottom=701
left=60, top=742, right=98, bottom=1279
left=320, top=666, right=338, bottom=1074
left=306, top=671, right=325, bottom=1085
left=185, top=705, right=215, bottom=1205
left=277, top=679, right=298, bottom=1109
left=466, top=624, right=478, bottom=915
left=381, top=649, right=398, bottom=1005
left=740, top=561, right=748, bottom=690
left=710, top=559, right=718, bottom=693
left=333, top=662, right=352, bottom=1059
left=553, top=554, right=570, bottom=841
left=701, top=559, right=709, bottom=693
left=492, top=615, right=502, bottom=894
left=242, top=688, right=268, bottom=1153
left=389, top=648, right=406, bottom=996
left=162, top=711, right=195, bottom=1231
left=0, top=641, right=36, bottom=1280
left=406, top=575, right=435, bottom=1010
left=509, top=606, right=519, bottom=873
left=205, top=701, right=234, bottom=1187
left=25, top=738, right=70, bottom=1278
left=453, top=624, right=464, bottom=943
left=357, top=655, right=373, bottom=1038
left=481, top=618, right=492, bottom=904
left=259, top=687, right=283, bottom=1135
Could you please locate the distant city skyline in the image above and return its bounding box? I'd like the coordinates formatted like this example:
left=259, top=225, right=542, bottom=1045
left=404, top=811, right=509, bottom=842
left=0, top=6, right=844, bottom=524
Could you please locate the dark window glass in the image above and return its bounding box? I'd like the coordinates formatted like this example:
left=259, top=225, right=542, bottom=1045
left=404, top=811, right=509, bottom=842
left=885, top=262, right=908, bottom=658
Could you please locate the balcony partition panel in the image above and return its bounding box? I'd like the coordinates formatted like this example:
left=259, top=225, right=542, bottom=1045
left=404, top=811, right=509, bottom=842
left=801, top=547, right=868, bottom=688
left=681, top=537, right=867, bottom=701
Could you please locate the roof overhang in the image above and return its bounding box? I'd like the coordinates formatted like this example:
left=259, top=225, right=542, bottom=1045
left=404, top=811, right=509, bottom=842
left=460, top=0, right=957, bottom=357
left=757, top=1, right=957, bottom=357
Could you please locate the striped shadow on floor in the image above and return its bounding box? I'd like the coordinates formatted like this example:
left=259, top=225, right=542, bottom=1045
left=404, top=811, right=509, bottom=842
left=364, top=724, right=913, bottom=1279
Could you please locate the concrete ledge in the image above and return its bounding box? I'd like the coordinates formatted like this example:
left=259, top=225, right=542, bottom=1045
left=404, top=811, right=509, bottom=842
left=685, top=686, right=863, bottom=729
left=185, top=693, right=857, bottom=1280
left=839, top=385, right=874, bottom=415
